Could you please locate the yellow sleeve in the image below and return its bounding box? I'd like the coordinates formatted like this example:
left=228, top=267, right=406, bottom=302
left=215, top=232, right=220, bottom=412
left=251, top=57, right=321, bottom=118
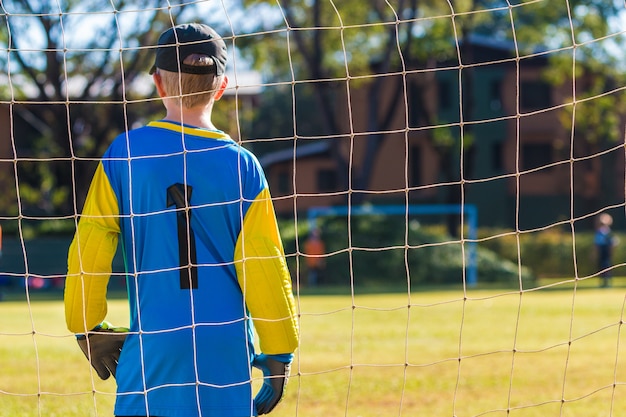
left=234, top=188, right=299, bottom=355
left=64, top=162, right=120, bottom=333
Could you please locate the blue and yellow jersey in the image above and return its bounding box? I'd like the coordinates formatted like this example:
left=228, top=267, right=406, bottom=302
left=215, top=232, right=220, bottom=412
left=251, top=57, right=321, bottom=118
left=64, top=120, right=299, bottom=417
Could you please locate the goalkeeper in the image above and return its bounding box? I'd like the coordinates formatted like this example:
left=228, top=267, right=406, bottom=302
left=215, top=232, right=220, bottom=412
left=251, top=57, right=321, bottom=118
left=64, top=23, right=299, bottom=417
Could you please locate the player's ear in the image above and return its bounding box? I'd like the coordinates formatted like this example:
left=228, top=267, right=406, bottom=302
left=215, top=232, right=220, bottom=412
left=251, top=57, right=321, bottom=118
left=213, top=75, right=228, bottom=101
left=153, top=72, right=167, bottom=98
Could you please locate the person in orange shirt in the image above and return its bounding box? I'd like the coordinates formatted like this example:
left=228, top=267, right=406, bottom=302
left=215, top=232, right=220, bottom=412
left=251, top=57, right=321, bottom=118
left=304, top=228, right=326, bottom=286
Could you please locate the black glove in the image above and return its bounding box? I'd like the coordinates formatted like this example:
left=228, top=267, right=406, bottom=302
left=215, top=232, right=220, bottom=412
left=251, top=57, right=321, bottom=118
left=252, top=354, right=292, bottom=415
left=76, top=321, right=128, bottom=380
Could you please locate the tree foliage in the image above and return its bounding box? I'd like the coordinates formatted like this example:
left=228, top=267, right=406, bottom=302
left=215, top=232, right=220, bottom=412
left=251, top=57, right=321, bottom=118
left=1, top=1, right=624, bottom=220
left=234, top=0, right=625, bottom=206
left=0, top=1, right=202, bottom=216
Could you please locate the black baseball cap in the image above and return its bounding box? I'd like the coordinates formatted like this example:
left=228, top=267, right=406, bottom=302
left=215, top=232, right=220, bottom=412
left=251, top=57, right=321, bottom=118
left=149, top=23, right=227, bottom=76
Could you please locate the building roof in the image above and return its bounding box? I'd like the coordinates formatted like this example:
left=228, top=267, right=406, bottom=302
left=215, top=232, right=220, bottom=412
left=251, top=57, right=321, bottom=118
left=258, top=140, right=332, bottom=168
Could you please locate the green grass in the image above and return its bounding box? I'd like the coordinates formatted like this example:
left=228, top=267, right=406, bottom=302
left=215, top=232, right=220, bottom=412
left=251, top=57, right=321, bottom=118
left=1, top=280, right=626, bottom=416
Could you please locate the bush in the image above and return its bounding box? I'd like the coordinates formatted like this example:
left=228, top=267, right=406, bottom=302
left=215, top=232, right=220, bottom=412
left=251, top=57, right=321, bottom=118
left=281, top=215, right=534, bottom=288
left=478, top=227, right=626, bottom=280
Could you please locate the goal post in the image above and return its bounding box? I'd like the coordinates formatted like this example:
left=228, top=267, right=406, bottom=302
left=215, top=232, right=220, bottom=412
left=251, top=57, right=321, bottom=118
left=306, top=204, right=478, bottom=286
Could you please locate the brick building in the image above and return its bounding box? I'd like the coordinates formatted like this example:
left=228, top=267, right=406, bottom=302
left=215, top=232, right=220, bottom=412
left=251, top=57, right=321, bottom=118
left=259, top=38, right=625, bottom=229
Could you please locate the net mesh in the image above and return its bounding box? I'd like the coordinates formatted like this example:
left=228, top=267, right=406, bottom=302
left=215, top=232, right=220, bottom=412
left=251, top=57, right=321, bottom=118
left=1, top=1, right=626, bottom=416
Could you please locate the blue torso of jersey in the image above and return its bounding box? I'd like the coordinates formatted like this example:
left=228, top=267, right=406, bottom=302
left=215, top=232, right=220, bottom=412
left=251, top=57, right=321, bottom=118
left=102, top=121, right=264, bottom=417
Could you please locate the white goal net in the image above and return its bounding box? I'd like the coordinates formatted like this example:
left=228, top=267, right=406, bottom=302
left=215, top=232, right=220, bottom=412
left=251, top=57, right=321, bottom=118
left=1, top=1, right=626, bottom=416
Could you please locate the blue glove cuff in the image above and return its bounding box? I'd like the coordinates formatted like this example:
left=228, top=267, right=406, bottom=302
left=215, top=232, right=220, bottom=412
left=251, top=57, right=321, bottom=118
left=262, top=353, right=294, bottom=363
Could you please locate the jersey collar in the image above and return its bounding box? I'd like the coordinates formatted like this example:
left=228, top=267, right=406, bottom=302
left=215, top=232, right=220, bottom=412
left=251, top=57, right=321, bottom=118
left=148, top=120, right=233, bottom=141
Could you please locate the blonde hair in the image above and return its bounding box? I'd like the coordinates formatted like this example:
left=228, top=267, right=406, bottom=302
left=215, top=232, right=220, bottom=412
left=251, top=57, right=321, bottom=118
left=158, top=54, right=222, bottom=108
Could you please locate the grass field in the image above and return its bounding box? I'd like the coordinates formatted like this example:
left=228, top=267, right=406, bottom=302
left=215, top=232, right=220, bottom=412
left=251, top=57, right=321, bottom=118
left=1, top=280, right=626, bottom=416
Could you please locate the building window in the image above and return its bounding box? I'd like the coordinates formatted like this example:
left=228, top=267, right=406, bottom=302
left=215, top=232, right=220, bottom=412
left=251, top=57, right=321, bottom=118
left=492, top=142, right=503, bottom=172
left=463, top=145, right=476, bottom=179
left=317, top=169, right=338, bottom=192
left=520, top=81, right=551, bottom=111
left=522, top=143, right=552, bottom=171
left=409, top=145, right=421, bottom=186
left=438, top=80, right=451, bottom=111
left=490, top=80, right=502, bottom=111
left=408, top=82, right=423, bottom=128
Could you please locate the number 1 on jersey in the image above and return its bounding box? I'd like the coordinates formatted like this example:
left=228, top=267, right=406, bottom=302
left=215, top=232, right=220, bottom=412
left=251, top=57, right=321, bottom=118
left=167, top=183, right=198, bottom=289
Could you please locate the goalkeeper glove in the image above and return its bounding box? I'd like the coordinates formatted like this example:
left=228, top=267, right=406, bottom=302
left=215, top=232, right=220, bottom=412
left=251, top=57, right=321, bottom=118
left=76, top=321, right=129, bottom=380
left=252, top=353, right=293, bottom=415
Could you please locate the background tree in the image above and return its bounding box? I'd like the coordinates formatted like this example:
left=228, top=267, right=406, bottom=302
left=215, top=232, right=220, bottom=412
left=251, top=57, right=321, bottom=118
left=541, top=2, right=626, bottom=218
left=0, top=1, right=200, bottom=217
left=237, top=0, right=428, bottom=204
left=2, top=1, right=624, bottom=224
left=235, top=0, right=624, bottom=230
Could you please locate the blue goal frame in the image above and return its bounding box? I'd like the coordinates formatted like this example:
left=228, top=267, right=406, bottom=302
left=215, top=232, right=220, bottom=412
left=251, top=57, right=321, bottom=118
left=306, top=204, right=478, bottom=287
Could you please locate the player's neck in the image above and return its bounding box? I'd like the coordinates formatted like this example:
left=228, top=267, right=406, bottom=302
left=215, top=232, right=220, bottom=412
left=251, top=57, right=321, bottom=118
left=164, top=102, right=217, bottom=130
